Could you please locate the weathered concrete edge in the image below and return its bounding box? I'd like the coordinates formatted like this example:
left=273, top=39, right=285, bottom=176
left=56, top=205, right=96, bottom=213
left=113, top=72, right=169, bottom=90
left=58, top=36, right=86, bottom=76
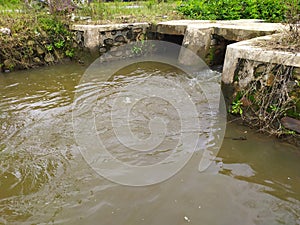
left=222, top=34, right=300, bottom=84
left=156, top=20, right=283, bottom=41
left=71, top=23, right=150, bottom=49
left=156, top=20, right=283, bottom=67
left=71, top=22, right=150, bottom=32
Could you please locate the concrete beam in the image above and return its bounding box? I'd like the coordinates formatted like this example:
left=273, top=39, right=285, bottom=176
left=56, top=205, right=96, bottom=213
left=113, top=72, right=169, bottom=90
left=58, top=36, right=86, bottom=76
left=178, top=26, right=214, bottom=65
left=222, top=35, right=300, bottom=84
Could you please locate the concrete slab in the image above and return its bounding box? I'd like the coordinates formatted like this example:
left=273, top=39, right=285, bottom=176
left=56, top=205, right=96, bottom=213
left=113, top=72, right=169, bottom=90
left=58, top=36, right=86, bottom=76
left=222, top=34, right=300, bottom=84
left=156, top=20, right=283, bottom=41
left=156, top=20, right=285, bottom=67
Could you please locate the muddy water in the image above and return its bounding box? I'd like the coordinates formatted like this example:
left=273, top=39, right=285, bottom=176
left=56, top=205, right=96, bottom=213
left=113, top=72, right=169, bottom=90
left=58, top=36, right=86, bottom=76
left=0, top=62, right=299, bottom=225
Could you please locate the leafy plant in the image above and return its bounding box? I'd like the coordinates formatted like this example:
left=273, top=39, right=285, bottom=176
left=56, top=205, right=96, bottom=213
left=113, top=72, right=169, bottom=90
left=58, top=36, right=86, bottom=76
left=270, top=104, right=279, bottom=112
left=54, top=40, right=65, bottom=49
left=65, top=49, right=74, bottom=58
left=131, top=40, right=145, bottom=55
left=131, top=45, right=143, bottom=55
left=282, top=128, right=296, bottom=135
left=231, top=100, right=243, bottom=115
left=46, top=44, right=53, bottom=51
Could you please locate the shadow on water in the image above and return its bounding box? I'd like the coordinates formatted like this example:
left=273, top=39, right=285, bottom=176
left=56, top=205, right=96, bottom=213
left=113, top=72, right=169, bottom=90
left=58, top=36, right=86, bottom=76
left=0, top=62, right=299, bottom=225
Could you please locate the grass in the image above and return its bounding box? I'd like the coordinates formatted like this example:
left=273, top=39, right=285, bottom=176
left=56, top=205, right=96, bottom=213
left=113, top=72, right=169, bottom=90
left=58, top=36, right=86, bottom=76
left=0, top=1, right=183, bottom=25
left=73, top=1, right=183, bottom=24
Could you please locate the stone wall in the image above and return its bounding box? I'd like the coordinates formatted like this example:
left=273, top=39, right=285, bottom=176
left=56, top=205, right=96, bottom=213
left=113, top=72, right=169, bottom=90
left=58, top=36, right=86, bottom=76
left=72, top=23, right=152, bottom=62
left=225, top=58, right=300, bottom=144
left=72, top=23, right=149, bottom=49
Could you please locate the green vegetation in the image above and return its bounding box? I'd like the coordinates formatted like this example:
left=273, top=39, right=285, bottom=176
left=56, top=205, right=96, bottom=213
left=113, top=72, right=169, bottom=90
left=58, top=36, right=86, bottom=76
left=74, top=1, right=182, bottom=24
left=177, top=0, right=298, bottom=22
left=0, top=0, right=183, bottom=71
left=0, top=0, right=182, bottom=23
left=231, top=99, right=243, bottom=115
left=0, top=0, right=21, bottom=9
left=0, top=11, right=76, bottom=70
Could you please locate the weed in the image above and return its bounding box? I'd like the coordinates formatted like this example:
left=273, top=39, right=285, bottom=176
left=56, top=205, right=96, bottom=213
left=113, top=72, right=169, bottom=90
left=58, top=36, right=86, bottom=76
left=65, top=49, right=74, bottom=58
left=54, top=40, right=65, bottom=49
left=46, top=44, right=54, bottom=51
left=231, top=100, right=243, bottom=115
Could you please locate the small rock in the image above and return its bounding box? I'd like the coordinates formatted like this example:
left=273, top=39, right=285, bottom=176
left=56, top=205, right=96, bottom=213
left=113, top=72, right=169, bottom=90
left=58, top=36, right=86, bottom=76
left=36, top=46, right=44, bottom=55
left=281, top=117, right=300, bottom=134
left=137, top=33, right=145, bottom=41
left=133, top=28, right=143, bottom=33
left=184, top=216, right=191, bottom=222
left=111, top=50, right=123, bottom=57
left=113, top=41, right=124, bottom=47
left=78, top=59, right=84, bottom=65
left=33, top=57, right=41, bottom=63
left=44, top=53, right=54, bottom=63
left=110, top=46, right=118, bottom=52
left=3, top=59, right=15, bottom=69
left=255, top=64, right=266, bottom=74
left=0, top=27, right=11, bottom=35
left=99, top=46, right=107, bottom=53
left=104, top=38, right=114, bottom=46
left=27, top=40, right=35, bottom=46
left=114, top=35, right=126, bottom=43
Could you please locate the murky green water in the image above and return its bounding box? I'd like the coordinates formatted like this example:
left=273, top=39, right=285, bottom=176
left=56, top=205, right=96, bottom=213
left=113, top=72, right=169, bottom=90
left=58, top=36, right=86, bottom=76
left=0, top=62, right=299, bottom=225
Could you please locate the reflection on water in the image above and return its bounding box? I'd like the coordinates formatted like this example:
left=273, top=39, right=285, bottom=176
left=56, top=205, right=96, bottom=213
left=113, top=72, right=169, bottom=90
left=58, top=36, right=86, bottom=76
left=0, top=62, right=299, bottom=225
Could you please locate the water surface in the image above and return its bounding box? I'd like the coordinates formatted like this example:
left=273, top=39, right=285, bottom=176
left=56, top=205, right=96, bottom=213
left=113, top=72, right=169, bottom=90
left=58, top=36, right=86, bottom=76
left=0, top=62, right=299, bottom=225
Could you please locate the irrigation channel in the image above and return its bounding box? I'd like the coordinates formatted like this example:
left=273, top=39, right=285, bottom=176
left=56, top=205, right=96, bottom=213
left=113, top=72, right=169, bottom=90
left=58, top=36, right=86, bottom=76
left=0, top=44, right=299, bottom=224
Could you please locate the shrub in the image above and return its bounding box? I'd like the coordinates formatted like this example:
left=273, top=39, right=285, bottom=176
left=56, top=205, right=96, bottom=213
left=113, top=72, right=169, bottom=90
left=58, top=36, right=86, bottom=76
left=177, top=0, right=289, bottom=22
